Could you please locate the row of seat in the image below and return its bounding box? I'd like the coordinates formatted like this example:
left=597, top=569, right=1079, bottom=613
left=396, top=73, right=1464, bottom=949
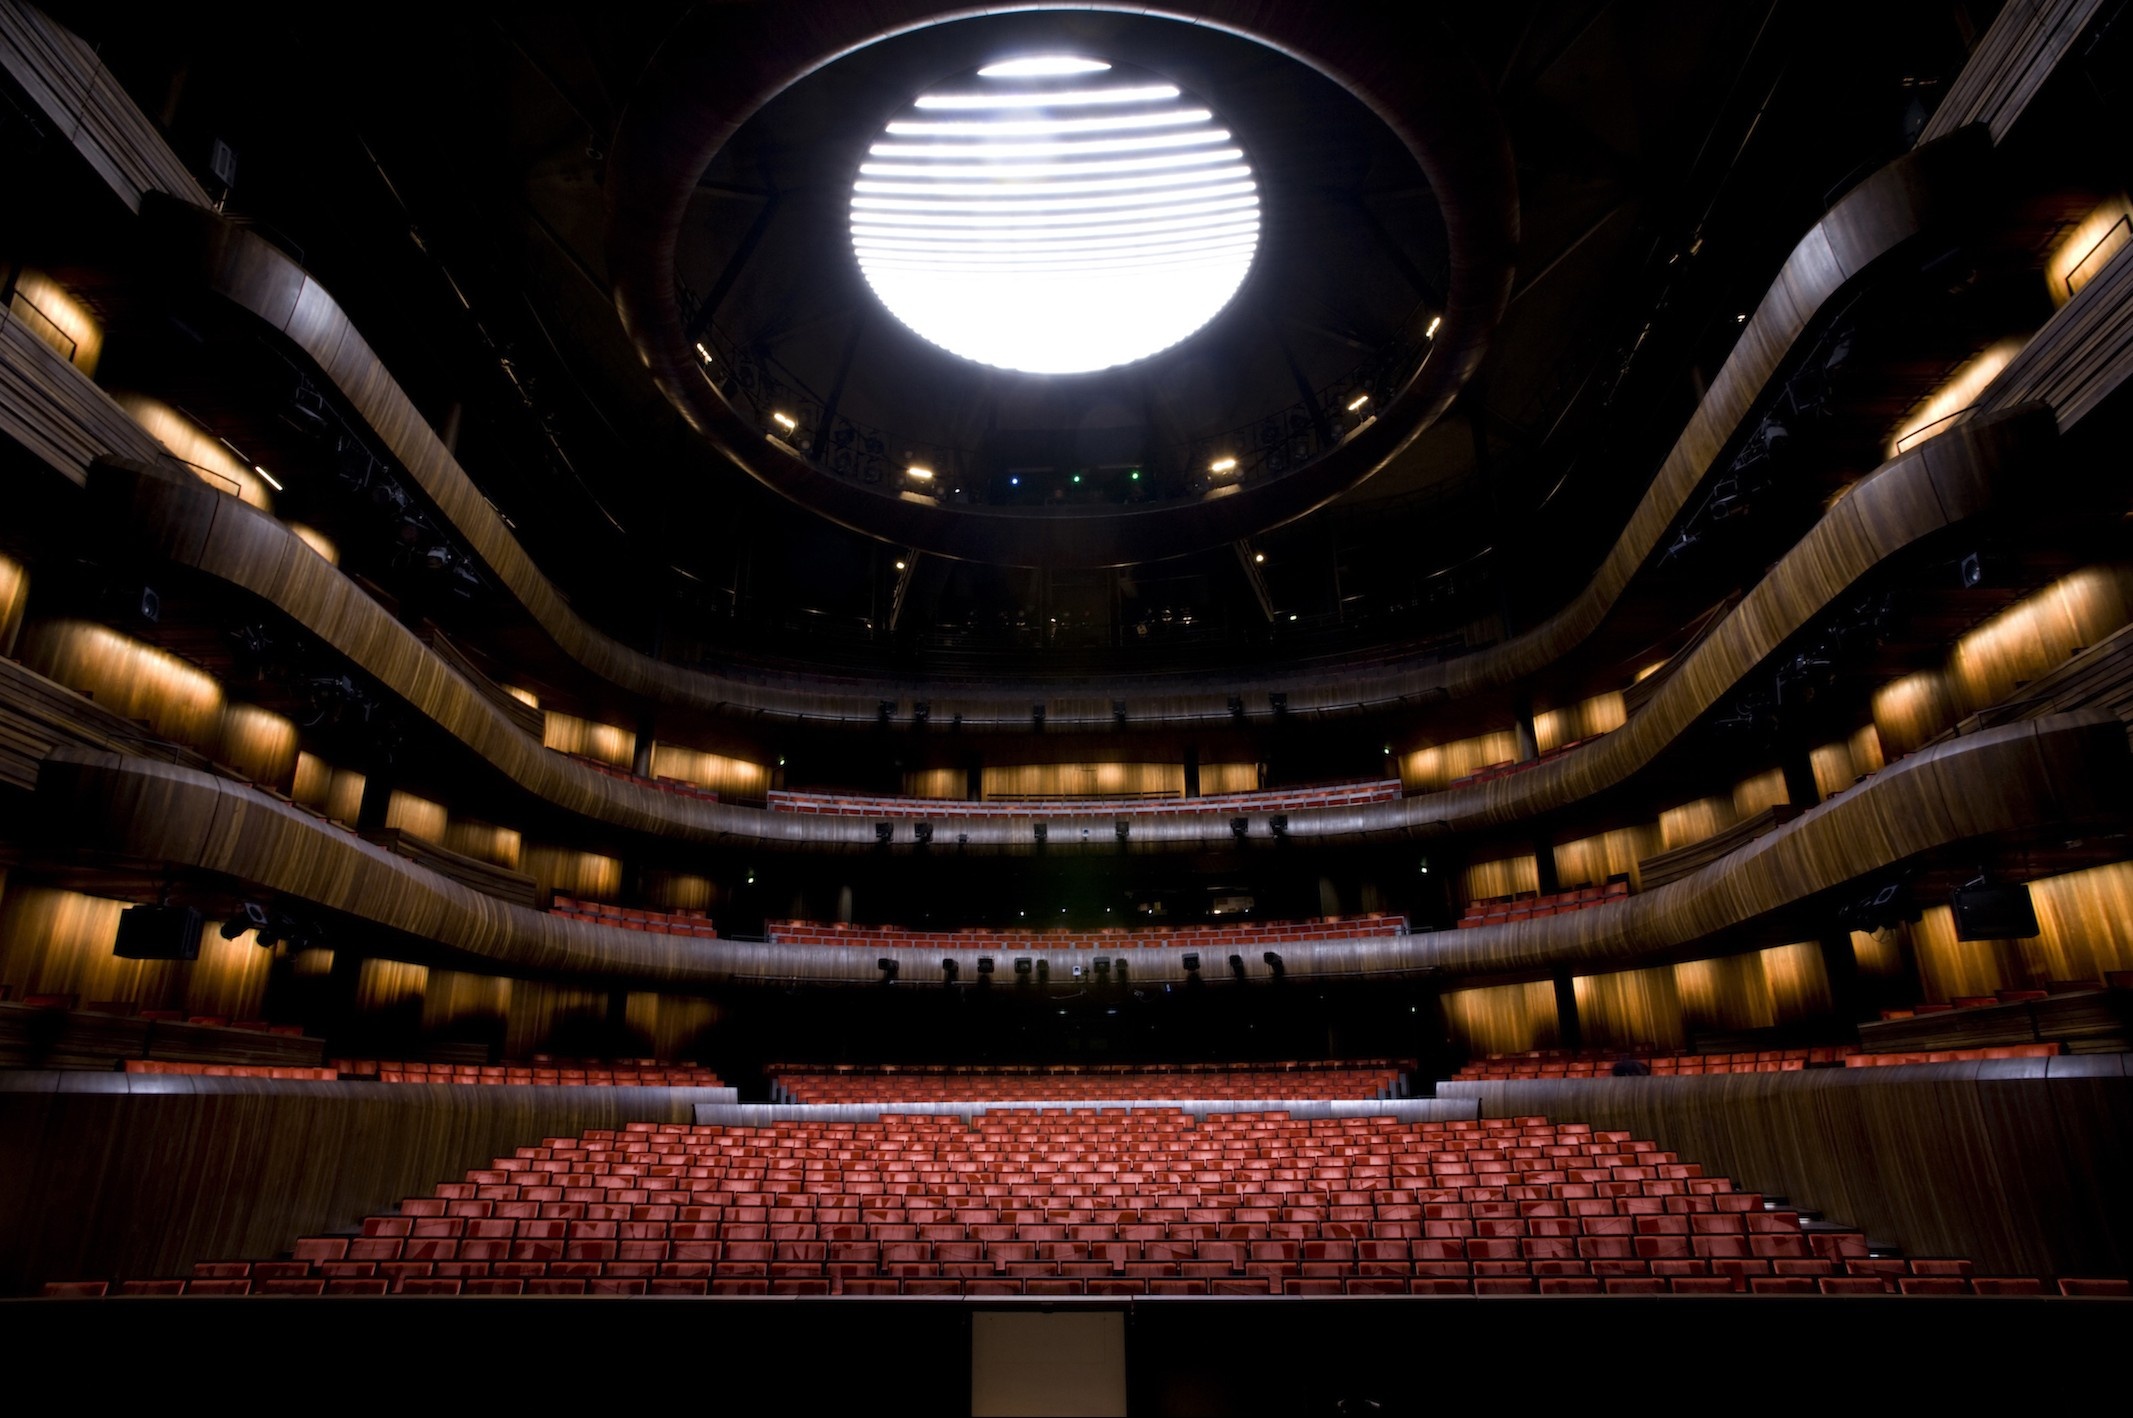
left=0, top=991, right=302, bottom=1034
left=547, top=897, right=719, bottom=938
left=766, top=1058, right=1411, bottom=1076
left=49, top=1272, right=2129, bottom=1298
left=49, top=1110, right=2080, bottom=1300
left=1454, top=1047, right=1857, bottom=1080
left=1846, top=1043, right=2061, bottom=1067
left=123, top=1060, right=338, bottom=1080
left=764, top=915, right=1408, bottom=951
left=333, top=1060, right=724, bottom=1087
left=775, top=1069, right=1403, bottom=1102
left=765, top=780, right=1402, bottom=819
left=1880, top=989, right=2075, bottom=1019
left=1446, top=739, right=1588, bottom=790
left=558, top=752, right=722, bottom=802
left=1457, top=880, right=1630, bottom=929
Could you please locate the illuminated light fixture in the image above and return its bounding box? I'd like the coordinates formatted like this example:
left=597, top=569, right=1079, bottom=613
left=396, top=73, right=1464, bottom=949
left=1426, top=315, right=1442, bottom=338
left=905, top=464, right=934, bottom=480
left=694, top=342, right=713, bottom=361
left=852, top=56, right=1259, bottom=374
left=1209, top=456, right=1238, bottom=475
left=979, top=56, right=1112, bottom=77
left=253, top=465, right=284, bottom=491
left=1345, top=393, right=1370, bottom=412
left=1253, top=551, right=1265, bottom=564
left=894, top=560, right=908, bottom=571
left=772, top=411, right=797, bottom=431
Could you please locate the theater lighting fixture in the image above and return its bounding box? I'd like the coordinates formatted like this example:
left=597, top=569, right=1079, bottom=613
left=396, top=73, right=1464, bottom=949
left=905, top=465, right=934, bottom=480
left=252, top=465, right=283, bottom=491
left=772, top=411, right=797, bottom=430
left=1253, top=551, right=1265, bottom=563
left=894, top=559, right=907, bottom=571
left=694, top=342, right=713, bottom=361
left=1425, top=315, right=1442, bottom=338
left=1345, top=393, right=1370, bottom=412
left=852, top=56, right=1259, bottom=373
left=1209, top=456, right=1238, bottom=474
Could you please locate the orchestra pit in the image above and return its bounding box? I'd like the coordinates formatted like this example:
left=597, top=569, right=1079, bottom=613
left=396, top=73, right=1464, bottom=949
left=0, top=1, right=2129, bottom=1409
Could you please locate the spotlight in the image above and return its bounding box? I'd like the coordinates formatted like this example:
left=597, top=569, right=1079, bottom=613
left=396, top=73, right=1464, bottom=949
left=1094, top=957, right=1111, bottom=975
left=1253, top=551, right=1265, bottom=564
left=1269, top=692, right=1287, bottom=715
left=1014, top=957, right=1033, bottom=976
left=1114, top=959, right=1128, bottom=983
left=877, top=957, right=899, bottom=982
left=1115, top=820, right=1130, bottom=843
left=1032, top=703, right=1046, bottom=729
left=1262, top=951, right=1285, bottom=977
left=1269, top=814, right=1289, bottom=838
left=1425, top=315, right=1442, bottom=338
left=1960, top=552, right=1983, bottom=588
left=1227, top=695, right=1245, bottom=719
left=977, top=957, right=995, bottom=976
left=1033, top=822, right=1048, bottom=845
left=1036, top=959, right=1050, bottom=980
left=905, top=465, right=934, bottom=481
left=1229, top=953, right=1247, bottom=980
left=772, top=411, right=797, bottom=431
left=1230, top=817, right=1249, bottom=840
left=942, top=957, right=959, bottom=980
left=877, top=700, right=895, bottom=724
left=875, top=822, right=894, bottom=844
left=913, top=822, right=934, bottom=845
left=913, top=701, right=930, bottom=725
left=1346, top=393, right=1370, bottom=412
left=1209, top=456, right=1238, bottom=475
left=1181, top=953, right=1201, bottom=972
left=1112, top=699, right=1128, bottom=725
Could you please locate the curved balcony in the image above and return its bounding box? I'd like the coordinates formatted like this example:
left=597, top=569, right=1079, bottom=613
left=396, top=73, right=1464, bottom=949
left=137, top=126, right=1986, bottom=728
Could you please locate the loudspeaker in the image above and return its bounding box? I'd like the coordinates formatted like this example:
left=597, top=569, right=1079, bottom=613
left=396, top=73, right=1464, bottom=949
left=1951, top=882, right=2039, bottom=940
left=114, top=904, right=202, bottom=960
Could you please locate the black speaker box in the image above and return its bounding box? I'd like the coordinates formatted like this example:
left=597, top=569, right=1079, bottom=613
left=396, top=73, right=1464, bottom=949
left=1950, top=883, right=2039, bottom=941
left=114, top=904, right=203, bottom=960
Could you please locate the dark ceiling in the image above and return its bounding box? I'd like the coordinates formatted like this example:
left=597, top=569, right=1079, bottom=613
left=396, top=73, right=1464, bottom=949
left=57, top=0, right=1997, bottom=676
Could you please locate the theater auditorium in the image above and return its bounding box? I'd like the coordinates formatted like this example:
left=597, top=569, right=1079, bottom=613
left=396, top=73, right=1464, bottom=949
left=1, top=0, right=2129, bottom=1409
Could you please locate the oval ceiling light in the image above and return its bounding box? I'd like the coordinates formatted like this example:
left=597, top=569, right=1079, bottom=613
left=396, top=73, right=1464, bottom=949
left=852, top=56, right=1260, bottom=375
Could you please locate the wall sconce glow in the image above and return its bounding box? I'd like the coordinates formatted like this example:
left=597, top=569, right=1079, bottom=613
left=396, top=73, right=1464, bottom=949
left=1887, top=337, right=2026, bottom=457
left=252, top=465, right=284, bottom=492
left=905, top=465, right=934, bottom=480
left=1345, top=393, right=1370, bottom=412
left=772, top=411, right=798, bottom=431
left=1425, top=315, right=1442, bottom=338
left=853, top=56, right=1259, bottom=374
left=1209, top=456, right=1238, bottom=474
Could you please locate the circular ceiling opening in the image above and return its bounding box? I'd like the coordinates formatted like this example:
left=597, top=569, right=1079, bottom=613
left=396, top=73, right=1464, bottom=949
left=850, top=55, right=1260, bottom=375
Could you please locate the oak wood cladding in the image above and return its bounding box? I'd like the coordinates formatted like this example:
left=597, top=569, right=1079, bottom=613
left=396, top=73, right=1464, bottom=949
left=1443, top=1063, right=2133, bottom=1279
left=89, top=401, right=2055, bottom=854
left=141, top=129, right=1985, bottom=727
left=0, top=1077, right=715, bottom=1295
left=1919, top=0, right=2110, bottom=145
left=27, top=711, right=2130, bottom=990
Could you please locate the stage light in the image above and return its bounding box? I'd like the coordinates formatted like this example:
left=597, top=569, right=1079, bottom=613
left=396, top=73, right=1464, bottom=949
left=978, top=56, right=1112, bottom=78
left=977, top=957, right=995, bottom=975
left=772, top=411, right=797, bottom=431
left=1209, top=456, right=1238, bottom=474
left=1346, top=393, right=1370, bottom=412
left=1425, top=316, right=1442, bottom=338
left=1229, top=953, right=1247, bottom=979
left=1253, top=551, right=1265, bottom=563
left=695, top=342, right=713, bottom=361
left=253, top=465, right=283, bottom=491
left=877, top=957, right=899, bottom=982
left=1263, top=950, right=1285, bottom=977
left=1182, top=952, right=1200, bottom=972
left=905, top=465, right=933, bottom=480
left=894, top=559, right=908, bottom=571
left=942, top=957, right=959, bottom=980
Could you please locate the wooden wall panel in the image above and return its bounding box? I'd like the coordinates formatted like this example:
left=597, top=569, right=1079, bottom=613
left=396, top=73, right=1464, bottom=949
left=1443, top=979, right=1559, bottom=1055
left=2045, top=194, right=2133, bottom=306
left=182, top=921, right=273, bottom=1020
left=16, top=618, right=223, bottom=750
left=419, top=968, right=511, bottom=1040
left=0, top=883, right=171, bottom=1007
left=382, top=790, right=447, bottom=845
left=1400, top=730, right=1518, bottom=792
left=441, top=818, right=521, bottom=870
left=541, top=711, right=634, bottom=769
left=111, top=392, right=275, bottom=509
left=1731, top=767, right=1791, bottom=819
left=1555, top=824, right=1663, bottom=890
left=1874, top=668, right=1958, bottom=756
left=1811, top=723, right=1885, bottom=801
left=1659, top=795, right=1736, bottom=852
left=650, top=995, right=719, bottom=1060
left=1575, top=966, right=1687, bottom=1050
left=642, top=871, right=714, bottom=913
left=519, top=844, right=622, bottom=904
left=1447, top=1065, right=2133, bottom=1278
left=902, top=767, right=966, bottom=800
left=1462, top=854, right=1537, bottom=903
left=649, top=743, right=769, bottom=799
left=284, top=522, right=338, bottom=567
left=6, top=270, right=100, bottom=376
left=1199, top=763, right=1260, bottom=796
left=1534, top=691, right=1626, bottom=754
left=0, top=1080, right=713, bottom=1294
left=981, top=762, right=1183, bottom=800
left=505, top=979, right=609, bottom=1058
left=213, top=703, right=298, bottom=791
left=0, top=550, right=26, bottom=658
left=1900, top=860, right=2133, bottom=1000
